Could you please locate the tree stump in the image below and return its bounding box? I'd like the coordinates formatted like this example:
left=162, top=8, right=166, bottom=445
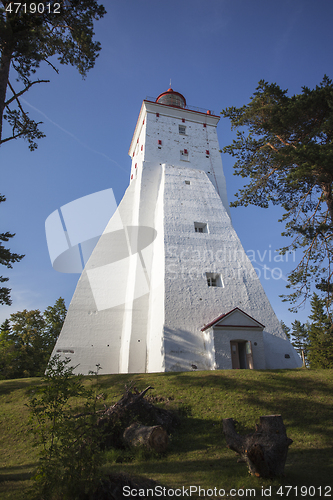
left=222, top=415, right=293, bottom=478
left=123, top=423, right=169, bottom=453
left=96, top=385, right=179, bottom=449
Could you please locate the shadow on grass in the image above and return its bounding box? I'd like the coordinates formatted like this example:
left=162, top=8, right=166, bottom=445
left=0, top=463, right=37, bottom=482
left=106, top=446, right=332, bottom=493
left=114, top=455, right=242, bottom=475
left=163, top=370, right=333, bottom=443
left=0, top=378, right=42, bottom=396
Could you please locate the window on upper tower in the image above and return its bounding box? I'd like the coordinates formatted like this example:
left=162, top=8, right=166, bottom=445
left=179, top=125, right=186, bottom=135
left=206, top=272, right=223, bottom=287
left=180, top=149, right=188, bottom=160
left=194, top=222, right=208, bottom=233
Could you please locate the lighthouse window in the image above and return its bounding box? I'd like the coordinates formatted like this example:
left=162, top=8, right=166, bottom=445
left=179, top=125, right=186, bottom=135
left=208, top=276, right=216, bottom=286
left=206, top=272, right=223, bottom=287
left=180, top=149, right=189, bottom=160
left=194, top=222, right=208, bottom=233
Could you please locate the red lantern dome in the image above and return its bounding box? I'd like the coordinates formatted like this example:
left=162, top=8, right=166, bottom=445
left=156, top=88, right=186, bottom=109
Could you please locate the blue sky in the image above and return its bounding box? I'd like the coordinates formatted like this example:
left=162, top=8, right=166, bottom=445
left=1, top=0, right=332, bottom=327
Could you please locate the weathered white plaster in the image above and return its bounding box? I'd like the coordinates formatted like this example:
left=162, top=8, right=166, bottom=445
left=50, top=90, right=302, bottom=374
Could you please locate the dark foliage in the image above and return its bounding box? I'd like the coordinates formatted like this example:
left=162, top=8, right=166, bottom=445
left=0, top=0, right=106, bottom=149
left=284, top=293, right=333, bottom=368
left=0, top=194, right=24, bottom=305
left=0, top=297, right=66, bottom=378
left=222, top=77, right=333, bottom=311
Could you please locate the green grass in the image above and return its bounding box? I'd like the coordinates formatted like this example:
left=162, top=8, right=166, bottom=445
left=0, top=369, right=333, bottom=499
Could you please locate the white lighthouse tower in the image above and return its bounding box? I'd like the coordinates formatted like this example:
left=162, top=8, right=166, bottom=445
left=50, top=88, right=302, bottom=374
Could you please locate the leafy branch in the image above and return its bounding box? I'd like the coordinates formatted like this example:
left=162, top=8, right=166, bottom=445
left=0, top=0, right=106, bottom=149
left=222, top=76, right=333, bottom=314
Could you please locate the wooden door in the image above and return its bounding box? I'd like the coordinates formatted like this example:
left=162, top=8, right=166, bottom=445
left=230, top=341, right=240, bottom=369
left=245, top=341, right=254, bottom=369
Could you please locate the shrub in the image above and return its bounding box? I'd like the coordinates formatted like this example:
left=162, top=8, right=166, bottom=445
left=28, top=355, right=104, bottom=500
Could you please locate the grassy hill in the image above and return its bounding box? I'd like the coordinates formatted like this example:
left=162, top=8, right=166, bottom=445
left=0, top=369, right=332, bottom=499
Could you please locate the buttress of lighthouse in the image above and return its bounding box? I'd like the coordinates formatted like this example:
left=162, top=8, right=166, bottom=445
left=49, top=87, right=302, bottom=375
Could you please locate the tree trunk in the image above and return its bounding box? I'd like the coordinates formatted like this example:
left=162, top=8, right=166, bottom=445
left=321, top=181, right=333, bottom=225
left=223, top=415, right=293, bottom=478
left=96, top=385, right=179, bottom=450
left=0, top=45, right=12, bottom=144
left=98, top=385, right=179, bottom=432
left=123, top=423, right=168, bottom=453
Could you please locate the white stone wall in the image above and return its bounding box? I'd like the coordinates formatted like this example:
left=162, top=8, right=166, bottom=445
left=50, top=180, right=140, bottom=375
left=129, top=102, right=230, bottom=218
left=145, top=163, right=165, bottom=372
left=161, top=164, right=301, bottom=371
left=50, top=95, right=302, bottom=375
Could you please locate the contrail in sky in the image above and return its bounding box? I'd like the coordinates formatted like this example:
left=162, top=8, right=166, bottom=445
left=21, top=98, right=128, bottom=174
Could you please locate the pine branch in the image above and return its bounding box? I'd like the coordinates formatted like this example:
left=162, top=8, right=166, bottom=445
left=5, top=79, right=50, bottom=107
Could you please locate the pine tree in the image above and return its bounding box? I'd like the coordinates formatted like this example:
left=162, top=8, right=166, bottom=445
left=0, top=194, right=24, bottom=305
left=1, top=2, right=105, bottom=302
left=280, top=320, right=291, bottom=339
left=290, top=320, right=309, bottom=366
left=0, top=0, right=106, bottom=149
left=307, top=294, right=333, bottom=368
left=222, top=77, right=333, bottom=311
left=0, top=318, right=15, bottom=378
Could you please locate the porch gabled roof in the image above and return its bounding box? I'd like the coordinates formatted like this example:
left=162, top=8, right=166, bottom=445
left=201, top=307, right=265, bottom=332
